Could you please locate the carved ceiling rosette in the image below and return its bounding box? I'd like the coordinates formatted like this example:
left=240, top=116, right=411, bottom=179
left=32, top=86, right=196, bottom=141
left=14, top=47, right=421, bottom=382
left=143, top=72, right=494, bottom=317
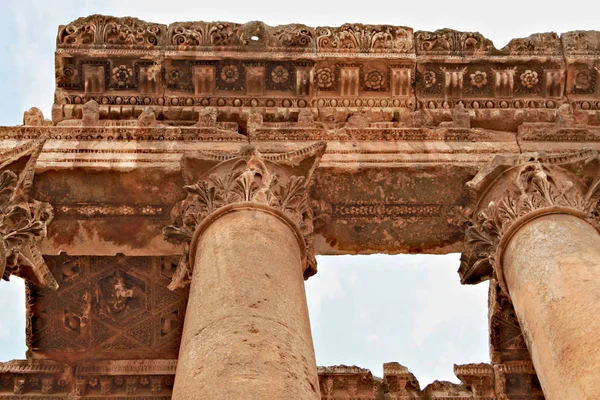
left=164, top=142, right=327, bottom=290
left=459, top=149, right=600, bottom=293
left=0, top=136, right=56, bottom=290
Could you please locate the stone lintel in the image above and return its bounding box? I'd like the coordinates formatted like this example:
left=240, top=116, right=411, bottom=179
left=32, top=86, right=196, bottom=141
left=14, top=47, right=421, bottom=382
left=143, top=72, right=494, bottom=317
left=4, top=120, right=600, bottom=258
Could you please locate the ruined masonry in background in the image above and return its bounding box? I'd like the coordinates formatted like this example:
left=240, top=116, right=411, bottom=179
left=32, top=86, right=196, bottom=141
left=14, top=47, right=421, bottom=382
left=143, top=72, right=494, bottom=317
left=0, top=15, right=599, bottom=399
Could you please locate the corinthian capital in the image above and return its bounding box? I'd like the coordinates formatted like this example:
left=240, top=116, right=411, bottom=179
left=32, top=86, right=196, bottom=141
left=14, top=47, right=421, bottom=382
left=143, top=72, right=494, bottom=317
left=460, top=149, right=600, bottom=291
left=164, top=142, right=327, bottom=290
left=0, top=137, right=56, bottom=290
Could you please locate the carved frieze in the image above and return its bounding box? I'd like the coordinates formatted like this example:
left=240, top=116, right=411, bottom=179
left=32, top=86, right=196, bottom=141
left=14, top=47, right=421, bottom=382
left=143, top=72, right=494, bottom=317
left=57, top=17, right=417, bottom=54
left=57, top=15, right=167, bottom=48
left=166, top=21, right=315, bottom=51
left=53, top=16, right=600, bottom=129
left=0, top=359, right=501, bottom=399
left=416, top=30, right=560, bottom=57
left=0, top=360, right=70, bottom=398
left=415, top=29, right=494, bottom=56
left=316, top=24, right=413, bottom=54
left=454, top=363, right=495, bottom=398
left=459, top=149, right=600, bottom=290
left=494, top=361, right=545, bottom=400
left=163, top=141, right=326, bottom=289
left=562, top=31, right=600, bottom=112
left=381, top=362, right=421, bottom=397
left=416, top=31, right=565, bottom=120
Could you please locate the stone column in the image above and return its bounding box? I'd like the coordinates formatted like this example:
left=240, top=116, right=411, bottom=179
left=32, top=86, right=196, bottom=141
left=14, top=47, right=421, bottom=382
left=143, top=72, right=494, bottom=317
left=460, top=150, right=600, bottom=400
left=164, top=143, right=326, bottom=400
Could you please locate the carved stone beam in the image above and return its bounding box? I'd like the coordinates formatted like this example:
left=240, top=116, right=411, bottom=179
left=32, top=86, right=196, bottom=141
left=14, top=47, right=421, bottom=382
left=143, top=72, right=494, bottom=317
left=460, top=149, right=600, bottom=399
left=164, top=142, right=326, bottom=400
left=0, top=136, right=56, bottom=290
left=0, top=359, right=70, bottom=396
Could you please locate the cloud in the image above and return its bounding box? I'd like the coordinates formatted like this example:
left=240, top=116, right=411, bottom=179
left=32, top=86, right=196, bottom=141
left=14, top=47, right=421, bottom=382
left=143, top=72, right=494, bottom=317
left=305, top=258, right=346, bottom=326
left=8, top=5, right=56, bottom=119
left=365, top=333, right=380, bottom=345
left=305, top=254, right=489, bottom=385
left=0, top=277, right=27, bottom=362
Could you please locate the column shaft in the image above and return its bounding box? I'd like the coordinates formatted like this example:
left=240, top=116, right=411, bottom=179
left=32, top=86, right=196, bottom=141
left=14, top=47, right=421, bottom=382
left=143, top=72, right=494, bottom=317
left=172, top=206, right=320, bottom=400
left=503, top=214, right=600, bottom=399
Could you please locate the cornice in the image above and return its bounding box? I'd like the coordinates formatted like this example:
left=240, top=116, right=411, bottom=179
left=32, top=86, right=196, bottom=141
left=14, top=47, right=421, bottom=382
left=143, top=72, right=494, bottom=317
left=50, top=15, right=600, bottom=131
left=56, top=15, right=599, bottom=58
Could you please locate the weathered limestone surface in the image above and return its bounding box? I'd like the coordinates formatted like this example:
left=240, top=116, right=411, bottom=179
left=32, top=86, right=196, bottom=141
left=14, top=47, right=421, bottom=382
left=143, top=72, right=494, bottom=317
left=167, top=143, right=324, bottom=399
left=0, top=359, right=498, bottom=399
left=504, top=215, right=600, bottom=399
left=461, top=151, right=600, bottom=399
left=2, top=14, right=600, bottom=400
left=173, top=207, right=319, bottom=399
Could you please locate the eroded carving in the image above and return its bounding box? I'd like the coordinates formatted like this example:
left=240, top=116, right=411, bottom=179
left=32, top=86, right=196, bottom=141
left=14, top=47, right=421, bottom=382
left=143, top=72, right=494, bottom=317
left=460, top=150, right=600, bottom=289
left=415, top=29, right=494, bottom=55
left=164, top=142, right=326, bottom=289
left=0, top=138, right=56, bottom=290
left=316, top=24, right=413, bottom=53
left=57, top=15, right=166, bottom=48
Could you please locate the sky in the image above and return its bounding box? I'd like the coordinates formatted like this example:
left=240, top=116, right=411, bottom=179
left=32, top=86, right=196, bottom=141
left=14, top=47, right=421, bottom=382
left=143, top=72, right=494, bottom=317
left=0, top=0, right=598, bottom=388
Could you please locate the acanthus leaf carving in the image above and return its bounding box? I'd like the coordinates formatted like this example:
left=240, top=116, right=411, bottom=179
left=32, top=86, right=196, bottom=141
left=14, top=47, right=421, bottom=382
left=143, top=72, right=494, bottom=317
left=504, top=32, right=561, bottom=56
left=0, top=137, right=56, bottom=290
left=164, top=142, right=326, bottom=290
left=460, top=150, right=600, bottom=290
left=57, top=15, right=166, bottom=48
left=416, top=30, right=561, bottom=57
left=272, top=24, right=314, bottom=49
left=166, top=21, right=314, bottom=50
left=316, top=24, right=413, bottom=53
left=562, top=30, right=600, bottom=56
left=415, top=29, right=494, bottom=56
left=167, top=21, right=240, bottom=48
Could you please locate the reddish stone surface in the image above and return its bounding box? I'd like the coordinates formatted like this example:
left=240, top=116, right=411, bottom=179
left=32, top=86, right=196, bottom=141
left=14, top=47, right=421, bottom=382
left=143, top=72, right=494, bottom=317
left=2, top=14, right=600, bottom=399
left=504, top=215, right=600, bottom=399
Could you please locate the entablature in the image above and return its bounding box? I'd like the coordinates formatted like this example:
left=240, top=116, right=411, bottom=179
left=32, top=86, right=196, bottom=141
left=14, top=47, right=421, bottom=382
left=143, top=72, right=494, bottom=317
left=51, top=16, right=600, bottom=133
left=3, top=114, right=600, bottom=259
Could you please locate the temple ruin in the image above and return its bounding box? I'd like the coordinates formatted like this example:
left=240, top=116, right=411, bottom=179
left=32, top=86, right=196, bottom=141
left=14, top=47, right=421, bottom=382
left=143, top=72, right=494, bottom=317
left=0, top=15, right=599, bottom=399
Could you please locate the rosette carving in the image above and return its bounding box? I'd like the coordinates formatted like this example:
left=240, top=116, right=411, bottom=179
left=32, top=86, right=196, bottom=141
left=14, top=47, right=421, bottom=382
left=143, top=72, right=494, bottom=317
left=164, top=142, right=326, bottom=290
left=460, top=150, right=600, bottom=290
left=0, top=137, right=56, bottom=290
